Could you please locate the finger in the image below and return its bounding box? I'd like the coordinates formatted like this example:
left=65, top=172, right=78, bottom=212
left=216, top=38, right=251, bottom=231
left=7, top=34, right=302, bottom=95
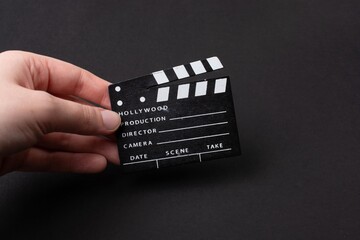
left=54, top=94, right=98, bottom=107
left=106, top=133, right=117, bottom=141
left=37, top=133, right=120, bottom=165
left=12, top=51, right=111, bottom=108
left=33, top=92, right=121, bottom=135
left=18, top=148, right=107, bottom=173
left=0, top=148, right=107, bottom=175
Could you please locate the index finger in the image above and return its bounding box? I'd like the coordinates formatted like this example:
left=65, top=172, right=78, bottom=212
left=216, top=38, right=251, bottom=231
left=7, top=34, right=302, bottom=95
left=25, top=51, right=111, bottom=109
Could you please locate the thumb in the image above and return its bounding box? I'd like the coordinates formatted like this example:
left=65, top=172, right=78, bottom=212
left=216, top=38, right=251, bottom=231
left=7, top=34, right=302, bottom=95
left=35, top=93, right=121, bottom=135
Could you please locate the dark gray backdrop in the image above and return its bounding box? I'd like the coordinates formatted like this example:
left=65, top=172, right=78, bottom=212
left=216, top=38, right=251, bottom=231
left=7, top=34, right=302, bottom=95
left=1, top=1, right=360, bottom=239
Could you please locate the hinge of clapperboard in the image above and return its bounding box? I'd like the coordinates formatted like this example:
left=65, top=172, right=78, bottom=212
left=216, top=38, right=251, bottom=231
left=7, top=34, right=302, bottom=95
left=145, top=56, right=227, bottom=103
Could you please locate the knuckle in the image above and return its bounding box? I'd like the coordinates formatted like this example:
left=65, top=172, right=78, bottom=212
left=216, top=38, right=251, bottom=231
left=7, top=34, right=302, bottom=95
left=0, top=51, right=28, bottom=64
left=55, top=133, right=72, bottom=149
left=79, top=106, right=100, bottom=132
left=32, top=92, right=57, bottom=133
left=0, top=50, right=23, bottom=57
left=36, top=92, right=56, bottom=112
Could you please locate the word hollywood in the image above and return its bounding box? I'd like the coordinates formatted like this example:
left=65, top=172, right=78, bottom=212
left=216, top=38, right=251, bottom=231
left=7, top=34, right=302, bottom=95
left=119, top=105, right=168, bottom=116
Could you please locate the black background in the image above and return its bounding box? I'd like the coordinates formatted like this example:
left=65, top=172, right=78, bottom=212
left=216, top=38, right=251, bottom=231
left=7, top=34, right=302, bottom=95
left=1, top=1, right=360, bottom=239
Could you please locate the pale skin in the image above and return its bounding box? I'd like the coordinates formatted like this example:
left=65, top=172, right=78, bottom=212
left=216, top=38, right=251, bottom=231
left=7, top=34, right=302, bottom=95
left=0, top=51, right=121, bottom=175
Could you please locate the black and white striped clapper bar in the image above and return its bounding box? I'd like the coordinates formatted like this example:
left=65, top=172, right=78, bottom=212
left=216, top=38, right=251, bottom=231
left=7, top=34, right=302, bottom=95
left=109, top=56, right=241, bottom=171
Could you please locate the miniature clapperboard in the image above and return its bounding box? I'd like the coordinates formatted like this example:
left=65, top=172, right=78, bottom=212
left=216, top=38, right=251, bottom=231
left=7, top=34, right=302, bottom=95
left=109, top=57, right=241, bottom=171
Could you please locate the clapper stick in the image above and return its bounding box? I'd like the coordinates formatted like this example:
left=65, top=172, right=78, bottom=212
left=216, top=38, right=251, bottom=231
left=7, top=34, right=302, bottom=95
left=109, top=57, right=241, bottom=171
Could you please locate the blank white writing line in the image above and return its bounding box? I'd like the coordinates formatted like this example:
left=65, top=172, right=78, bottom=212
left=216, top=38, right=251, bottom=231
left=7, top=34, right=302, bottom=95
left=159, top=121, right=228, bottom=133
left=169, top=111, right=227, bottom=121
left=157, top=133, right=229, bottom=145
left=123, top=148, right=232, bottom=165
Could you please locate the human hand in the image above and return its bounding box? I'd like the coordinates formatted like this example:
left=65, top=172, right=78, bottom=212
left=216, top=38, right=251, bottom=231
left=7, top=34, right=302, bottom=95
left=0, top=51, right=121, bottom=175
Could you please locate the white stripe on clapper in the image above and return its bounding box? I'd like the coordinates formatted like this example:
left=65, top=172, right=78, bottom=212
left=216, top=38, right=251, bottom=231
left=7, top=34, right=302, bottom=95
left=190, top=60, right=206, bottom=75
left=207, top=56, right=223, bottom=70
left=156, top=87, right=170, bottom=102
left=177, top=83, right=190, bottom=99
left=195, top=81, right=208, bottom=96
left=214, top=78, right=227, bottom=94
left=152, top=70, right=169, bottom=84
left=173, top=65, right=189, bottom=79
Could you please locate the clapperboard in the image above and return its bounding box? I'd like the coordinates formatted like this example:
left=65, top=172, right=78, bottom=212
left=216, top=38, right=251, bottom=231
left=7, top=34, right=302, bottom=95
left=109, top=57, right=241, bottom=171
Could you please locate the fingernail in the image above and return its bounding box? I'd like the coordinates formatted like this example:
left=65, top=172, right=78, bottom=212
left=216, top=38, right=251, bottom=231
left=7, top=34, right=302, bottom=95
left=101, top=110, right=121, bottom=131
